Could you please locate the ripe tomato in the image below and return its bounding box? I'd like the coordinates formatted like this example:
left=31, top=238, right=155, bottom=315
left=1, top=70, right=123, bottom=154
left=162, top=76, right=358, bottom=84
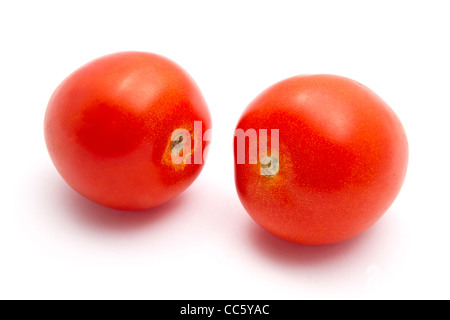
left=45, top=52, right=211, bottom=210
left=234, top=74, right=408, bottom=245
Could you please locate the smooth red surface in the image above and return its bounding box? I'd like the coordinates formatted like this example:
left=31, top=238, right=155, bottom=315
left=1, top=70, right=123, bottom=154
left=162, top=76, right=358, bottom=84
left=45, top=52, right=211, bottom=210
left=234, top=75, right=408, bottom=245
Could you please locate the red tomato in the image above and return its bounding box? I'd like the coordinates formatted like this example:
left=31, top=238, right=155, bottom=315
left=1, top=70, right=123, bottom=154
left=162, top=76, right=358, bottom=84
left=234, top=74, right=408, bottom=245
left=45, top=52, right=211, bottom=210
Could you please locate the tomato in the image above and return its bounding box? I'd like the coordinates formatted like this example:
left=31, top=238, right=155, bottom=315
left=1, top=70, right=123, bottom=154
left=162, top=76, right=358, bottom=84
left=45, top=52, right=211, bottom=210
left=234, top=74, right=408, bottom=245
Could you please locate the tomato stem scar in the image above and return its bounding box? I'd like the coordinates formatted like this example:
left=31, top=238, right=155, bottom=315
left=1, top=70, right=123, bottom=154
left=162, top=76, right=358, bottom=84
left=171, top=134, right=185, bottom=156
left=260, top=156, right=279, bottom=176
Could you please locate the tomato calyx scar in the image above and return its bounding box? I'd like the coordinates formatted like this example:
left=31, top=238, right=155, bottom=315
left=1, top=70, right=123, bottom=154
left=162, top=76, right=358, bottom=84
left=260, top=156, right=279, bottom=177
left=171, top=133, right=185, bottom=156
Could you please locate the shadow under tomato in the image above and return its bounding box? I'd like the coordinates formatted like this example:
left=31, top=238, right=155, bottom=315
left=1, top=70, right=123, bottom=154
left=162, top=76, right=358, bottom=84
left=62, top=187, right=189, bottom=232
left=33, top=160, right=190, bottom=232
left=247, top=220, right=383, bottom=266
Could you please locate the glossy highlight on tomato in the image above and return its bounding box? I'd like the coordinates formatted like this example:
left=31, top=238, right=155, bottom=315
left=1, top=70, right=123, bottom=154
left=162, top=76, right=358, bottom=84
left=45, top=52, right=211, bottom=210
left=234, top=74, right=408, bottom=245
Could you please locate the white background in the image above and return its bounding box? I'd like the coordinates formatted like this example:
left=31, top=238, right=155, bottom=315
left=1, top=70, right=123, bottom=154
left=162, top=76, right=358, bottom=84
left=1, top=0, right=449, bottom=300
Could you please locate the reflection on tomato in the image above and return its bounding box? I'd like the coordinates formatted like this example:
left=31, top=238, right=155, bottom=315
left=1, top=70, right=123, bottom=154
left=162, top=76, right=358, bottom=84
left=45, top=52, right=211, bottom=210
left=234, top=74, right=408, bottom=245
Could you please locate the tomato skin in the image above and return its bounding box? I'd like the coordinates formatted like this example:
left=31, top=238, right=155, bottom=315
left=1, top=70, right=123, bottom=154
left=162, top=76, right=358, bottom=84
left=234, top=75, right=408, bottom=245
left=45, top=52, right=211, bottom=210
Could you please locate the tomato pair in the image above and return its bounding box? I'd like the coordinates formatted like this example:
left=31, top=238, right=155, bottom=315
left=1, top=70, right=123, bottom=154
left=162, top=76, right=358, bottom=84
left=45, top=52, right=408, bottom=245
